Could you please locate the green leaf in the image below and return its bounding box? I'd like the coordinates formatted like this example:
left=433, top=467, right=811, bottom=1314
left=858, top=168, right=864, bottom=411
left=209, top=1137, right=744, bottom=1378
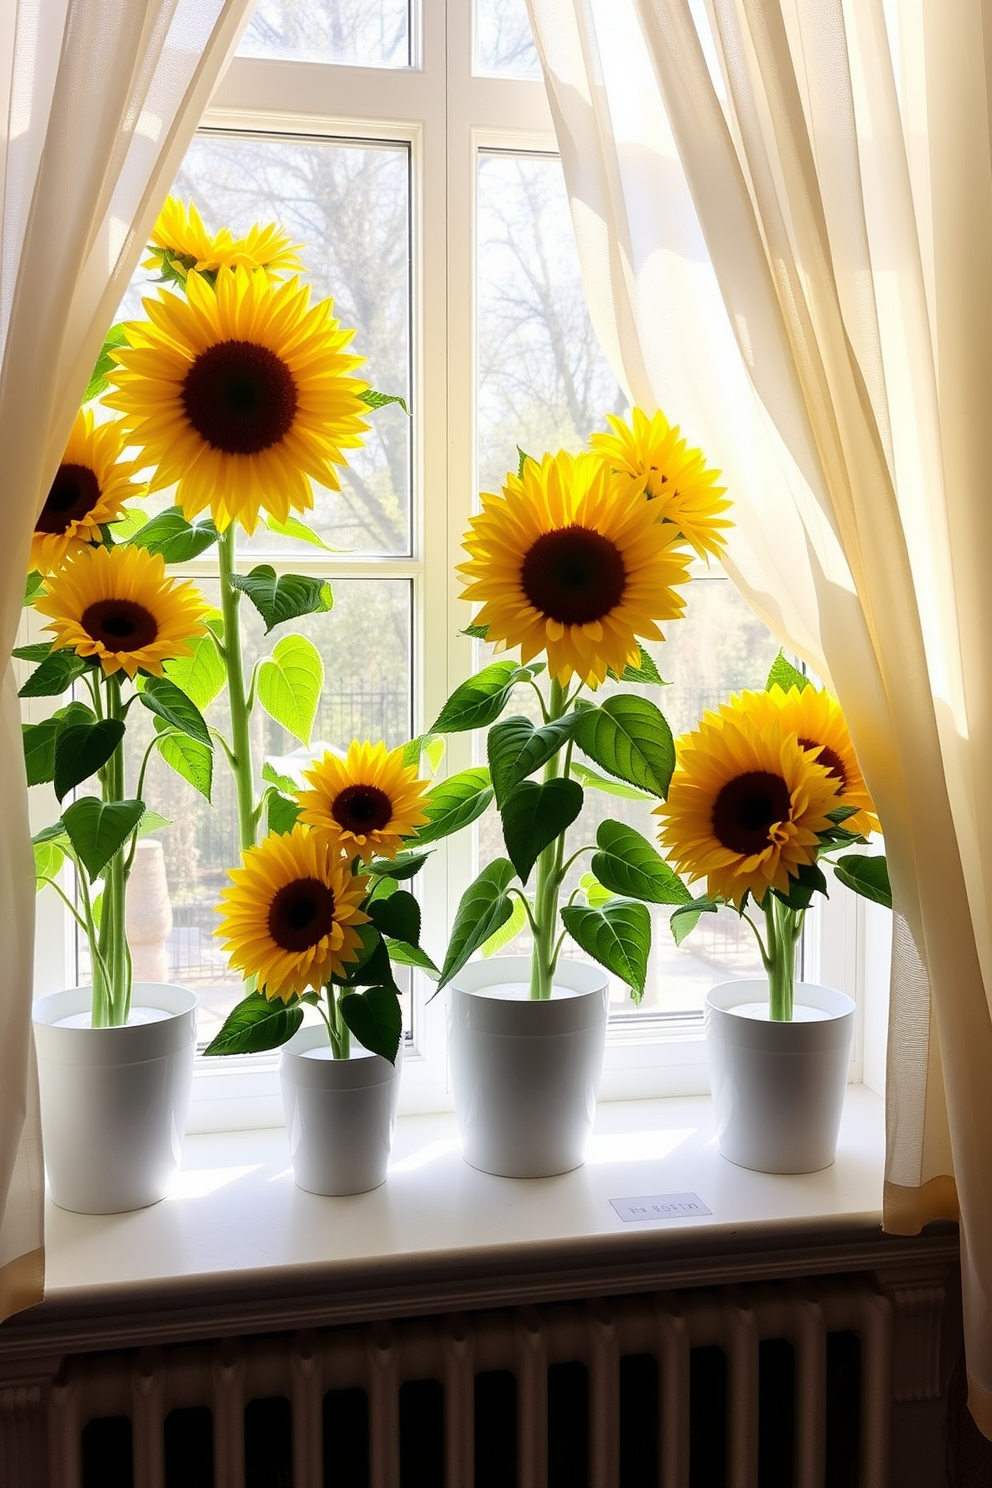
left=262, top=790, right=298, bottom=835
left=429, top=660, right=543, bottom=734
left=425, top=736, right=445, bottom=773
left=257, top=634, right=323, bottom=746
left=264, top=513, right=339, bottom=551
left=340, top=986, right=403, bottom=1063
left=366, top=847, right=433, bottom=880
left=163, top=632, right=226, bottom=711
left=136, top=809, right=172, bottom=839
left=23, top=719, right=60, bottom=786
left=138, top=675, right=211, bottom=747
left=833, top=853, right=892, bottom=908
left=569, top=761, right=654, bottom=801
left=480, top=893, right=528, bottom=956
left=772, top=860, right=828, bottom=912
left=413, top=767, right=493, bottom=844
left=12, top=641, right=55, bottom=664
left=516, top=446, right=535, bottom=478
left=592, top=819, right=692, bottom=905
left=33, top=819, right=72, bottom=850
left=670, top=896, right=722, bottom=946
left=130, top=507, right=220, bottom=562
left=107, top=505, right=150, bottom=543
left=155, top=729, right=213, bottom=801
left=384, top=937, right=439, bottom=976
left=500, top=777, right=583, bottom=885
left=333, top=934, right=400, bottom=996
left=18, top=648, right=88, bottom=698
left=608, top=644, right=665, bottom=685
left=262, top=761, right=300, bottom=795
left=54, top=719, right=125, bottom=801
left=486, top=713, right=581, bottom=806
left=23, top=572, right=44, bottom=607
left=34, top=838, right=65, bottom=886
left=437, top=858, right=516, bottom=989
left=560, top=899, right=652, bottom=1002
left=359, top=387, right=411, bottom=416
left=62, top=796, right=145, bottom=881
left=460, top=623, right=490, bottom=640
left=230, top=565, right=333, bottom=633
left=84, top=322, right=128, bottom=402
left=580, top=872, right=615, bottom=908
left=766, top=651, right=810, bottom=694
left=574, top=694, right=675, bottom=798
left=204, top=992, right=303, bottom=1055
left=368, top=889, right=421, bottom=945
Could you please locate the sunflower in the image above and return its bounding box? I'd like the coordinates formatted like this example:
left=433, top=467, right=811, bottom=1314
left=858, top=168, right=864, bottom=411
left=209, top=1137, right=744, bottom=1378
left=216, top=824, right=370, bottom=1002
left=34, top=544, right=208, bottom=679
left=589, top=407, right=731, bottom=561
left=459, top=450, right=692, bottom=686
left=103, top=265, right=369, bottom=533
left=655, top=695, right=843, bottom=906
left=297, top=741, right=431, bottom=862
left=746, top=684, right=880, bottom=837
left=143, top=197, right=304, bottom=283
left=31, top=410, right=143, bottom=574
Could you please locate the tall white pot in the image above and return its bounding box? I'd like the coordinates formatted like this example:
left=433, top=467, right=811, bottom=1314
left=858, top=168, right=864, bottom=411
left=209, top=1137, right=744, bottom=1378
left=32, top=982, right=197, bottom=1213
left=705, top=979, right=856, bottom=1174
left=280, top=1025, right=402, bottom=1196
left=448, top=956, right=609, bottom=1178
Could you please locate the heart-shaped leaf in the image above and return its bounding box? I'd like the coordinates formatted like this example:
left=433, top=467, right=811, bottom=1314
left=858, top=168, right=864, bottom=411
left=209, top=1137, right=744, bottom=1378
left=266, top=788, right=300, bottom=835
left=487, top=713, right=581, bottom=805
left=230, top=565, right=333, bottom=633
left=437, top=858, right=516, bottom=989
left=574, top=695, right=675, bottom=798
left=340, top=986, right=402, bottom=1063
left=12, top=642, right=55, bottom=664
left=156, top=727, right=213, bottom=801
left=592, top=819, right=692, bottom=904
left=22, top=719, right=60, bottom=786
left=204, top=992, right=303, bottom=1055
left=163, top=632, right=226, bottom=711
left=833, top=853, right=891, bottom=908
left=384, top=937, right=439, bottom=976
left=766, top=651, right=810, bottom=694
left=366, top=847, right=434, bottom=880
left=500, top=777, right=583, bottom=884
left=414, top=768, right=493, bottom=844
left=34, top=838, right=66, bottom=885
left=480, top=892, right=528, bottom=956
left=130, top=507, right=220, bottom=562
left=569, top=762, right=653, bottom=801
left=560, top=899, right=652, bottom=1001
left=429, top=660, right=543, bottom=734
left=257, top=634, right=323, bottom=745
left=139, top=676, right=211, bottom=747
left=369, top=889, right=421, bottom=945
left=332, top=932, right=400, bottom=997
left=54, top=719, right=125, bottom=801
left=670, top=896, right=721, bottom=946
left=62, top=796, right=145, bottom=881
left=18, top=648, right=88, bottom=698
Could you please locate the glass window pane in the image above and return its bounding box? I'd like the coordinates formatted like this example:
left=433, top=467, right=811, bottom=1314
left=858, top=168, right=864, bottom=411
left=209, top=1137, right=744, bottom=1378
left=117, top=134, right=412, bottom=557
left=238, top=0, right=410, bottom=68
left=477, top=152, right=624, bottom=496
left=475, top=0, right=541, bottom=77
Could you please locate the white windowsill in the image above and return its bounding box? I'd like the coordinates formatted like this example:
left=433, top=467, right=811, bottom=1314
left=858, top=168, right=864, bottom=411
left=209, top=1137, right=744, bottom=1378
left=43, top=1086, right=891, bottom=1310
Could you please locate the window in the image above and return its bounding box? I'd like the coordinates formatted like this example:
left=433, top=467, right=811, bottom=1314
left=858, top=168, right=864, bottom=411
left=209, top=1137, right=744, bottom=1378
left=29, top=0, right=867, bottom=1127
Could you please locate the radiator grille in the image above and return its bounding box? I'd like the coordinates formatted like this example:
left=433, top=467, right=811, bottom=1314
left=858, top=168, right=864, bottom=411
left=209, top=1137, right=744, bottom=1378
left=50, top=1276, right=891, bottom=1488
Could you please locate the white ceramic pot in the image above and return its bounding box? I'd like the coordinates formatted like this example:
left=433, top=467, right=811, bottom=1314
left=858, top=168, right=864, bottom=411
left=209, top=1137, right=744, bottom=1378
left=705, top=979, right=856, bottom=1174
left=448, top=956, right=609, bottom=1178
left=32, top=982, right=197, bottom=1214
left=280, top=1025, right=402, bottom=1196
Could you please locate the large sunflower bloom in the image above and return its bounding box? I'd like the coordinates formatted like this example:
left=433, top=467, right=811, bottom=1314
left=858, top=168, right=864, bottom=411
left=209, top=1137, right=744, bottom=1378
left=655, top=697, right=842, bottom=906
left=745, top=684, right=880, bottom=838
left=589, top=407, right=731, bottom=561
left=459, top=450, right=692, bottom=686
left=31, top=410, right=144, bottom=574
left=298, top=741, right=431, bottom=862
left=34, top=544, right=208, bottom=679
left=103, top=265, right=369, bottom=533
left=143, top=197, right=304, bottom=282
left=216, top=825, right=370, bottom=1002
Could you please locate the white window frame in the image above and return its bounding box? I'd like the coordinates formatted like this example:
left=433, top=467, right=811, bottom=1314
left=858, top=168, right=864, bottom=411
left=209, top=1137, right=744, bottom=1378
left=26, top=0, right=875, bottom=1132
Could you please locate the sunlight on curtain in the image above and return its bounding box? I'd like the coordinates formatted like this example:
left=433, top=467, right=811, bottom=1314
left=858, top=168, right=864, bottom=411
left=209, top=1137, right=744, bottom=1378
left=0, top=0, right=253, bottom=1322
left=527, top=0, right=992, bottom=1434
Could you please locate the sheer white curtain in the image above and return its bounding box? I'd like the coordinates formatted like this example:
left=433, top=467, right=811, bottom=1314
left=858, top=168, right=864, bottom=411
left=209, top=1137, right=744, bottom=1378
left=0, top=0, right=254, bottom=1323
left=527, top=0, right=992, bottom=1434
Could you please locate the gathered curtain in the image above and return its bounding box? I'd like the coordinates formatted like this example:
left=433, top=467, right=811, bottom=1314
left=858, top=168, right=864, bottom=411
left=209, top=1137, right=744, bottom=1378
left=526, top=0, right=992, bottom=1433
left=0, top=0, right=254, bottom=1323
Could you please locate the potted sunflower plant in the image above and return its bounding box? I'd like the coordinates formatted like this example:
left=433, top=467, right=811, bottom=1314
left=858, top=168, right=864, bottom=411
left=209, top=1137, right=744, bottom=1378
left=206, top=741, right=441, bottom=1195
left=21, top=413, right=213, bottom=1212
left=654, top=654, right=891, bottom=1173
left=425, top=414, right=730, bottom=1178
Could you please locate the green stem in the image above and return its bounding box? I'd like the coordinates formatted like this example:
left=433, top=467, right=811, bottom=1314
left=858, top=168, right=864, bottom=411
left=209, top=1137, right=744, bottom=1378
left=762, top=894, right=802, bottom=1021
left=218, top=525, right=257, bottom=852
left=323, top=984, right=351, bottom=1060
left=528, top=676, right=568, bottom=1000
left=99, top=673, right=130, bottom=1026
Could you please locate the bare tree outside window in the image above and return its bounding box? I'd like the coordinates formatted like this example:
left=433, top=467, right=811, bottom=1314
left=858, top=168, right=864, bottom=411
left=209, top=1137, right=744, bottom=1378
left=238, top=0, right=410, bottom=67
left=475, top=0, right=541, bottom=76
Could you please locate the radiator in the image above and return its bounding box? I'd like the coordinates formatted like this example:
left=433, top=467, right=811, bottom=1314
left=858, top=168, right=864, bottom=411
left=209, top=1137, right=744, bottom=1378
left=49, top=1276, right=891, bottom=1488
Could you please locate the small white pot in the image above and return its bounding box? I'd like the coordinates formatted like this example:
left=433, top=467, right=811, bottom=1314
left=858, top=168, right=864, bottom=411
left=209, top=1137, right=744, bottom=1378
left=448, top=956, right=609, bottom=1178
left=705, top=979, right=856, bottom=1174
left=280, top=1025, right=401, bottom=1196
left=32, top=983, right=197, bottom=1214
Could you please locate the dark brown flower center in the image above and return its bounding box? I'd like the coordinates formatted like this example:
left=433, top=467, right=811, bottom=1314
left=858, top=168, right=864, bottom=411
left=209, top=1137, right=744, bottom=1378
left=332, top=784, right=394, bottom=835
left=267, top=878, right=336, bottom=952
left=520, top=525, right=627, bottom=625
left=81, top=599, right=159, bottom=652
left=37, top=463, right=101, bottom=535
left=798, top=737, right=847, bottom=789
left=181, top=340, right=298, bottom=455
left=711, top=771, right=792, bottom=855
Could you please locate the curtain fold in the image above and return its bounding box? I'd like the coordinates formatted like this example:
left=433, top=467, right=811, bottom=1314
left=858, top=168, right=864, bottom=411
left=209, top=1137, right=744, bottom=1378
left=527, top=0, right=992, bottom=1433
left=0, top=0, right=253, bottom=1326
